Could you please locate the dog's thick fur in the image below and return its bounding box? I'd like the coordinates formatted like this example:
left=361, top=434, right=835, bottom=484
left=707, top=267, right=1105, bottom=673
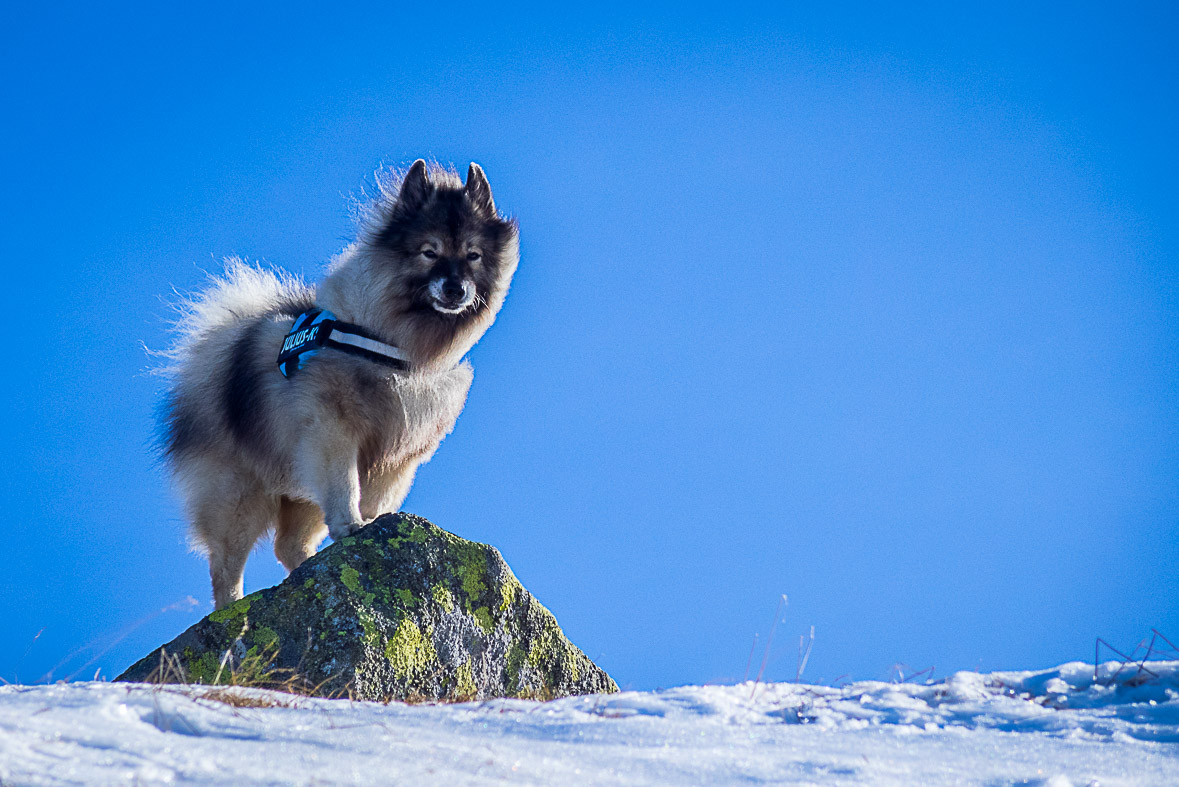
left=159, top=161, right=519, bottom=608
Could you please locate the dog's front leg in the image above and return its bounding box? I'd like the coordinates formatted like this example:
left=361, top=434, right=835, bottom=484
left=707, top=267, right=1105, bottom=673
left=360, top=449, right=429, bottom=522
left=296, top=428, right=364, bottom=540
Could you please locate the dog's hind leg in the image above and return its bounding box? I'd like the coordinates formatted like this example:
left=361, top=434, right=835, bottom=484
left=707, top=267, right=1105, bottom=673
left=187, top=468, right=275, bottom=609
left=208, top=535, right=252, bottom=610
left=274, top=496, right=326, bottom=572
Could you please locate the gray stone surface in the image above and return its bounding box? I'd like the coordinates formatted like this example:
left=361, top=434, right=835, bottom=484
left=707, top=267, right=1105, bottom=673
left=117, top=514, right=618, bottom=701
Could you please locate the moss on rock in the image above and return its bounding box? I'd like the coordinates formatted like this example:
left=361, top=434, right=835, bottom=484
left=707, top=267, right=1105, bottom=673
left=116, top=513, right=617, bottom=702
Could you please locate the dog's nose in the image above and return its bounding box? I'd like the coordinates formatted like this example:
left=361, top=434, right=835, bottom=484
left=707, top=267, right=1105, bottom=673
left=442, top=278, right=467, bottom=302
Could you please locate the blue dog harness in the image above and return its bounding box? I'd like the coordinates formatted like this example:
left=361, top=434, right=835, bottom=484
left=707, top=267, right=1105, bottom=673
left=277, top=309, right=410, bottom=378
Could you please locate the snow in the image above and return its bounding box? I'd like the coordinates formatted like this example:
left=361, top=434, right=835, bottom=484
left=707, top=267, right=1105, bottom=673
left=1, top=661, right=1176, bottom=785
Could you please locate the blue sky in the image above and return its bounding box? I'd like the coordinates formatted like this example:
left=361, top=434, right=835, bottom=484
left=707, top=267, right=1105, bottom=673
left=2, top=1, right=1176, bottom=689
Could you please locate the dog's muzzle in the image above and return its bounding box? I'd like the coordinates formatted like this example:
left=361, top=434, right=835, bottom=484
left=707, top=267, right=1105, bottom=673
left=428, top=277, right=476, bottom=313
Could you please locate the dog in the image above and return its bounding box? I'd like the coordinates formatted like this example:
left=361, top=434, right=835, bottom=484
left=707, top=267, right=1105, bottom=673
left=158, top=161, right=519, bottom=608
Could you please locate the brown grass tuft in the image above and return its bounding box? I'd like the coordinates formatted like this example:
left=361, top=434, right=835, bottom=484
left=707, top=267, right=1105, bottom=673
left=194, top=687, right=296, bottom=709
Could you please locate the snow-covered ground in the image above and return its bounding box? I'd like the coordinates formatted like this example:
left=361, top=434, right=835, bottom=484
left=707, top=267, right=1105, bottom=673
left=1, top=661, right=1176, bottom=786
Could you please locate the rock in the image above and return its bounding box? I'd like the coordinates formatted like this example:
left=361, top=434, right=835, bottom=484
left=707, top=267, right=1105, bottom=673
left=117, top=514, right=618, bottom=701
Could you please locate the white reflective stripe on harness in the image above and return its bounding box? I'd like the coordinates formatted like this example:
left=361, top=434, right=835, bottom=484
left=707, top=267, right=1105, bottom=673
left=329, top=330, right=409, bottom=363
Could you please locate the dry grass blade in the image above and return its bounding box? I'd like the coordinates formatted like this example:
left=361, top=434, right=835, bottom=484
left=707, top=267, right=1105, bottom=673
left=751, top=595, right=787, bottom=700
left=795, top=626, right=815, bottom=684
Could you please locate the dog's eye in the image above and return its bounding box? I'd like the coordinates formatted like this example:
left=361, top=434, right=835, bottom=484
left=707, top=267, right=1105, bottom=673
left=421, top=249, right=438, bottom=260
left=466, top=252, right=481, bottom=262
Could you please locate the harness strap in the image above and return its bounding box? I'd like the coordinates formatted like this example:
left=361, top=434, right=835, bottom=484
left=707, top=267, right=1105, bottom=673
left=277, top=309, right=409, bottom=378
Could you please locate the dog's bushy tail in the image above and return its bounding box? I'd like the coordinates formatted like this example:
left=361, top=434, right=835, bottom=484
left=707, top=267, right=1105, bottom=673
left=153, top=258, right=315, bottom=376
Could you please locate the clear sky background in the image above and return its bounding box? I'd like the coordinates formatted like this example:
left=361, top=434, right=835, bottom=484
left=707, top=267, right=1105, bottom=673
left=2, top=1, right=1175, bottom=690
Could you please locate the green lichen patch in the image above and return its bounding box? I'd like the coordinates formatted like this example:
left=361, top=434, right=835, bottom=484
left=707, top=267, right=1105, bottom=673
left=384, top=619, right=436, bottom=682
left=184, top=649, right=226, bottom=685
left=454, top=659, right=477, bottom=700
left=339, top=565, right=362, bottom=593
left=431, top=584, right=455, bottom=613
left=499, top=575, right=521, bottom=612
left=505, top=643, right=526, bottom=694
left=473, top=606, right=494, bottom=633
left=340, top=564, right=377, bottom=605
left=386, top=519, right=431, bottom=549
left=251, top=626, right=279, bottom=651
left=208, top=597, right=251, bottom=623
left=356, top=608, right=382, bottom=647
left=455, top=544, right=489, bottom=611
left=527, top=619, right=560, bottom=670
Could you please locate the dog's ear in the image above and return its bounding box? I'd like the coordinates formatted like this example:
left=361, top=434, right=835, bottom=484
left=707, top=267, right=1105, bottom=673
left=397, top=160, right=431, bottom=212
left=465, top=163, right=495, bottom=216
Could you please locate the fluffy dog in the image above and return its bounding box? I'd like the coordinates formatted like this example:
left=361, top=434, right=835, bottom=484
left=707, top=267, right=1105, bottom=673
left=159, top=161, right=519, bottom=608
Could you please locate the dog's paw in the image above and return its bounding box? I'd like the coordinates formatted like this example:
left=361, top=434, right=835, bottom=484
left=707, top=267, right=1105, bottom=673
left=327, top=520, right=365, bottom=541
